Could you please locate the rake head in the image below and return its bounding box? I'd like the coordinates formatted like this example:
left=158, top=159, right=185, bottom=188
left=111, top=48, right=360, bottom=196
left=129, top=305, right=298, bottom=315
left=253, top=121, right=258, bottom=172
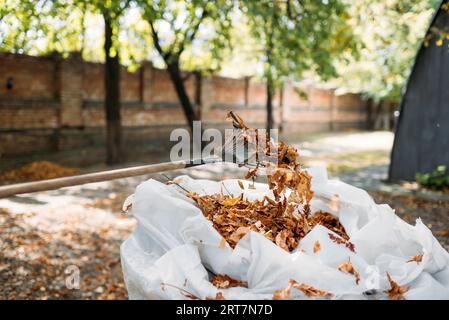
left=215, top=111, right=278, bottom=168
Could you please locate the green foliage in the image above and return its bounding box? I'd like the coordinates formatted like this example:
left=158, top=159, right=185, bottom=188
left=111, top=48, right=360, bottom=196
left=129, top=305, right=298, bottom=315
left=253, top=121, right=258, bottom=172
left=137, top=0, right=234, bottom=73
left=0, top=0, right=443, bottom=102
left=242, top=0, right=357, bottom=90
left=212, top=13, right=261, bottom=78
left=0, top=0, right=48, bottom=53
left=424, top=2, right=449, bottom=48
left=0, top=0, right=145, bottom=68
left=86, top=0, right=132, bottom=55
left=334, top=0, right=440, bottom=103
left=416, top=165, right=449, bottom=190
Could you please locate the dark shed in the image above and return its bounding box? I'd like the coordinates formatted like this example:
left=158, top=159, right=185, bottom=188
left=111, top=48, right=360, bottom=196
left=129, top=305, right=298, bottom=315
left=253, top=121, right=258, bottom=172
left=389, top=0, right=449, bottom=181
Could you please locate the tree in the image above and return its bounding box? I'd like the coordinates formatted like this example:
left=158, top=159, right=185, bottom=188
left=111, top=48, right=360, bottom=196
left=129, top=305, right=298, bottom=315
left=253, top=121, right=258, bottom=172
left=0, top=0, right=46, bottom=53
left=1, top=0, right=132, bottom=164
left=137, top=0, right=233, bottom=131
left=0, top=0, right=96, bottom=56
left=333, top=0, right=439, bottom=104
left=92, top=0, right=131, bottom=164
left=56, top=0, right=131, bottom=164
left=243, top=0, right=357, bottom=131
left=52, top=0, right=131, bottom=164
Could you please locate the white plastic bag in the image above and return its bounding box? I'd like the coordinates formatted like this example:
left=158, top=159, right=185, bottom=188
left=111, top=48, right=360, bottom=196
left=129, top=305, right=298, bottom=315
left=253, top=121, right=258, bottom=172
left=120, top=166, right=449, bottom=300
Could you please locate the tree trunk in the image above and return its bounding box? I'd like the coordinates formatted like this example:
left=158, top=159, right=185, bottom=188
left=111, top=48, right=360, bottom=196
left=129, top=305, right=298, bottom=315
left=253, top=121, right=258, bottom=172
left=104, top=15, right=122, bottom=165
left=265, top=9, right=276, bottom=132
left=373, top=100, right=383, bottom=130
left=366, top=97, right=374, bottom=130
left=266, top=80, right=274, bottom=132
left=166, top=60, right=199, bottom=131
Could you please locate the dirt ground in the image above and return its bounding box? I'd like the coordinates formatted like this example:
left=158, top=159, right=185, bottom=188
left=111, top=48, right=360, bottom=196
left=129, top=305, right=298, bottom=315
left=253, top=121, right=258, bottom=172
left=1, top=131, right=448, bottom=299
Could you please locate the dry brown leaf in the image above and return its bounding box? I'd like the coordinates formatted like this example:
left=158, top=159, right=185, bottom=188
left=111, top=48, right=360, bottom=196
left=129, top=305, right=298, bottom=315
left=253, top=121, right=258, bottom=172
left=238, top=180, right=245, bottom=190
left=229, top=227, right=250, bottom=244
left=222, top=195, right=242, bottom=207
left=337, top=259, right=360, bottom=285
left=218, top=238, right=226, bottom=250
left=214, top=292, right=226, bottom=300
left=244, top=169, right=258, bottom=183
left=273, top=280, right=333, bottom=300
left=328, top=233, right=355, bottom=252
left=292, top=282, right=333, bottom=298
left=385, top=272, right=410, bottom=300
left=211, top=275, right=247, bottom=289
left=308, top=212, right=349, bottom=239
left=273, top=286, right=292, bottom=300
left=206, top=292, right=226, bottom=300
left=313, top=240, right=321, bottom=254
left=122, top=203, right=132, bottom=213
left=275, top=230, right=290, bottom=252
left=407, top=254, right=423, bottom=264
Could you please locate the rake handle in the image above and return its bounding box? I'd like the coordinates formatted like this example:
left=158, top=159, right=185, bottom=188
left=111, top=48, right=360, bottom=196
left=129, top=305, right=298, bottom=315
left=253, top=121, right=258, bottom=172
left=0, top=159, right=208, bottom=199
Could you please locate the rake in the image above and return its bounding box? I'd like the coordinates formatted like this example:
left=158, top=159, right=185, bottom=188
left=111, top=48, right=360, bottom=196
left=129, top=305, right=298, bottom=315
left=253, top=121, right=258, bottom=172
left=0, top=112, right=273, bottom=199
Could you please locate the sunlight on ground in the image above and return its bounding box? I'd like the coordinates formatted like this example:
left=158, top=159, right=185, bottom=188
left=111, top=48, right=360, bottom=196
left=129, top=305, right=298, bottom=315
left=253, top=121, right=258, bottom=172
left=293, top=131, right=394, bottom=176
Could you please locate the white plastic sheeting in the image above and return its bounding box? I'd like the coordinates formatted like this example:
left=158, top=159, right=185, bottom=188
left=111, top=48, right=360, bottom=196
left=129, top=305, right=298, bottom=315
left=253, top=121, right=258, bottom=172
left=120, top=167, right=449, bottom=300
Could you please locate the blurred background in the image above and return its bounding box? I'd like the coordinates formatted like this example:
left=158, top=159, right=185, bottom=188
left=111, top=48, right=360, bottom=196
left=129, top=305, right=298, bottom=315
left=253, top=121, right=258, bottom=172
left=0, top=0, right=448, bottom=299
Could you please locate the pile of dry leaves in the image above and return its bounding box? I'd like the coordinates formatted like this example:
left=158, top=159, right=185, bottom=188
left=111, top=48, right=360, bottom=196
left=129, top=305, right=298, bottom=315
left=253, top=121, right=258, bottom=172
left=0, top=161, right=78, bottom=185
left=188, top=112, right=349, bottom=252
left=190, top=192, right=350, bottom=252
left=180, top=112, right=410, bottom=300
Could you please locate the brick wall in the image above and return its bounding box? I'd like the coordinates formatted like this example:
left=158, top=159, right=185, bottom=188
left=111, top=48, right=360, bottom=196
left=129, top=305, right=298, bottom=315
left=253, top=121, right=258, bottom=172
left=0, top=52, right=368, bottom=156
